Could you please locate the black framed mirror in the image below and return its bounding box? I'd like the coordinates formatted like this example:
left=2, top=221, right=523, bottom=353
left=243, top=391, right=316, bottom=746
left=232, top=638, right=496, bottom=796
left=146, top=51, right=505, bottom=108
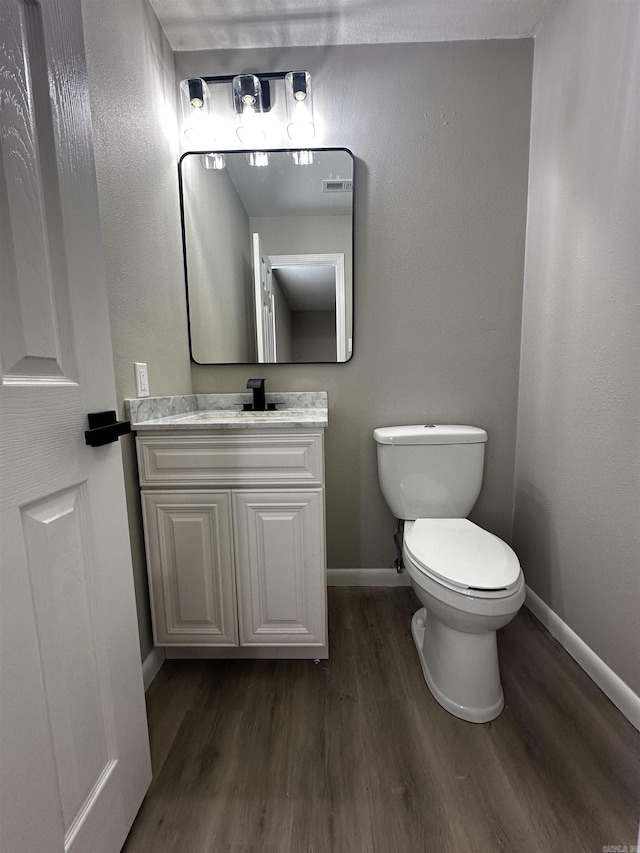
left=179, top=148, right=354, bottom=364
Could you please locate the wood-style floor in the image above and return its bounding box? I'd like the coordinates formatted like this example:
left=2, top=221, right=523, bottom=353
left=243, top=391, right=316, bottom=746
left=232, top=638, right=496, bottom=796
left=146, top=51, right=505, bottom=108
left=123, top=588, right=640, bottom=853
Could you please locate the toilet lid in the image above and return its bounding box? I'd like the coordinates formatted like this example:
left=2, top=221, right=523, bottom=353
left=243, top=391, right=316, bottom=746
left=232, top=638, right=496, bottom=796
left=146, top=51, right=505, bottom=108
left=404, top=519, right=521, bottom=591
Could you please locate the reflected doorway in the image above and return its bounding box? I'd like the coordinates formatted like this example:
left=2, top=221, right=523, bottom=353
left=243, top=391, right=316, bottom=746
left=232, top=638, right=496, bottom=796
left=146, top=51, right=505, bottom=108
left=268, top=253, right=347, bottom=362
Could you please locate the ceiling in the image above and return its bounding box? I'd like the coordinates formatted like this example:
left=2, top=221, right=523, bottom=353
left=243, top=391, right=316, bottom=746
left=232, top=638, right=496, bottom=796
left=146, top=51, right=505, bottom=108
left=150, top=0, right=555, bottom=52
left=224, top=149, right=353, bottom=217
left=273, top=264, right=337, bottom=310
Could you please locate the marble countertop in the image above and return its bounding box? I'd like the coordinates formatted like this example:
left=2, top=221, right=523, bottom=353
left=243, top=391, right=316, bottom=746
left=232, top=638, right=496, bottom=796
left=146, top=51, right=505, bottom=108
left=125, top=392, right=328, bottom=431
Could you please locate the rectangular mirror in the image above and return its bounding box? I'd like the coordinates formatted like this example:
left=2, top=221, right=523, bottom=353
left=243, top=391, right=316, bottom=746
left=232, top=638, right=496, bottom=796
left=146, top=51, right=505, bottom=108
left=179, top=148, right=354, bottom=364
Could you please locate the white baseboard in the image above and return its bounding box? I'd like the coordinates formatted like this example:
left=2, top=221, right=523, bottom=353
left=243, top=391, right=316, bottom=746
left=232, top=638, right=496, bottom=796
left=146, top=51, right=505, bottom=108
left=327, top=568, right=412, bottom=587
left=525, top=585, right=640, bottom=732
left=142, top=647, right=165, bottom=692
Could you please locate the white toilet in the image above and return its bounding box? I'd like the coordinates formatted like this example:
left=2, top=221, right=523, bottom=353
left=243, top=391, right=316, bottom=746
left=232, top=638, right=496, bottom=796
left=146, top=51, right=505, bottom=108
left=373, top=424, right=525, bottom=723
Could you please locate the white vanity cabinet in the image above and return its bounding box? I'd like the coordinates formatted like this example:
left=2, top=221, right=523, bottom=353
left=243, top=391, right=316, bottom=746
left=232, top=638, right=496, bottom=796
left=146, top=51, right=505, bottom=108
left=137, top=429, right=327, bottom=658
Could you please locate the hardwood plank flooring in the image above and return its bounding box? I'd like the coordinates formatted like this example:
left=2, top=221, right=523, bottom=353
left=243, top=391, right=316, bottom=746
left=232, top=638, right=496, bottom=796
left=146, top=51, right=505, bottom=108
left=123, top=588, right=640, bottom=853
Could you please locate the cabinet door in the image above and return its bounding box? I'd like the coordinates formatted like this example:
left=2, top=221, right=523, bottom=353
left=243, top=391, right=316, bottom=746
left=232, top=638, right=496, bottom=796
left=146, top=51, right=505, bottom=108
left=233, top=490, right=326, bottom=647
left=142, top=492, right=237, bottom=646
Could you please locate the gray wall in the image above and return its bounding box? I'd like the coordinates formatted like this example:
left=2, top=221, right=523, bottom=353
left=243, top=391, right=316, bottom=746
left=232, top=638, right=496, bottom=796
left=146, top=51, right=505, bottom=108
left=183, top=161, right=255, bottom=362
left=513, top=0, right=640, bottom=693
left=273, top=273, right=294, bottom=361
left=176, top=42, right=533, bottom=569
left=82, top=0, right=192, bottom=659
left=292, top=311, right=337, bottom=362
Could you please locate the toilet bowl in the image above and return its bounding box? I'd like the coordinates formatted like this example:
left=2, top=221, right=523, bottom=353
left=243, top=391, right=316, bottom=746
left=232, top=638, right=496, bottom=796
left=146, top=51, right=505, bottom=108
left=373, top=425, right=525, bottom=724
left=403, top=518, right=525, bottom=723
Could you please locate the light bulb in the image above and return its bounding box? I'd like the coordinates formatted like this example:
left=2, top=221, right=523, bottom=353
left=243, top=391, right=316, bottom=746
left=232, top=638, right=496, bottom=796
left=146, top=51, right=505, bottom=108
left=292, top=150, right=314, bottom=165
left=285, top=71, right=315, bottom=142
left=233, top=75, right=267, bottom=145
left=246, top=151, right=270, bottom=167
left=180, top=78, right=214, bottom=144
left=201, top=153, right=226, bottom=170
left=236, top=104, right=266, bottom=144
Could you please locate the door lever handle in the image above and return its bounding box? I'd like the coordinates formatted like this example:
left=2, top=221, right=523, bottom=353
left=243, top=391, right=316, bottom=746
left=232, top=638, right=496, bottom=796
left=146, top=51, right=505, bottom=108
left=85, top=410, right=131, bottom=447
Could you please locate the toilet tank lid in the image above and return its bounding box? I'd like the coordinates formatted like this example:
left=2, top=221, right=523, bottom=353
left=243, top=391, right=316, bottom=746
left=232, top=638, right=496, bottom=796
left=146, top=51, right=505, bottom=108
left=373, top=425, right=488, bottom=445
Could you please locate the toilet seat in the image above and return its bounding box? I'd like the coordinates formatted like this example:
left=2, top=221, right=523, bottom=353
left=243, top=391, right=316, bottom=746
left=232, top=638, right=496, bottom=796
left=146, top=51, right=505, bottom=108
left=404, top=519, right=521, bottom=594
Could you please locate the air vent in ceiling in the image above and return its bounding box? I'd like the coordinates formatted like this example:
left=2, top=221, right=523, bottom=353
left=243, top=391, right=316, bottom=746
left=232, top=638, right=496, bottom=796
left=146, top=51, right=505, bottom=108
left=322, top=179, right=353, bottom=193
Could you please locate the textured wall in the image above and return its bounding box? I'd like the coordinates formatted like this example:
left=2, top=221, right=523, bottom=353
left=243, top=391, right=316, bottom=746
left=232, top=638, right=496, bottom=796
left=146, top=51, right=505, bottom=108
left=176, top=41, right=533, bottom=568
left=82, top=0, right=192, bottom=659
left=513, top=0, right=640, bottom=692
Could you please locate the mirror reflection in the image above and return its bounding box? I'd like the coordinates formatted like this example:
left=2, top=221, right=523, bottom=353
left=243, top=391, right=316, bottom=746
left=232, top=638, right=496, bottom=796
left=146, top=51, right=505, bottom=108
left=180, top=149, right=354, bottom=363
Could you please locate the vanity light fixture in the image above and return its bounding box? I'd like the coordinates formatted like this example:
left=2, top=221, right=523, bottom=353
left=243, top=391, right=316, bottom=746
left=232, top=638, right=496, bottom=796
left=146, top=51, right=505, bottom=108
left=291, top=149, right=314, bottom=165
left=285, top=71, right=315, bottom=142
left=200, top=152, right=226, bottom=170
left=246, top=151, right=270, bottom=167
left=179, top=71, right=315, bottom=147
left=180, top=77, right=214, bottom=144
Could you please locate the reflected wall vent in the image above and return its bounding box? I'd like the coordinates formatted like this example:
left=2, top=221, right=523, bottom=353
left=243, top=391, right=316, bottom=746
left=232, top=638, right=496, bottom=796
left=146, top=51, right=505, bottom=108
left=322, top=179, right=353, bottom=192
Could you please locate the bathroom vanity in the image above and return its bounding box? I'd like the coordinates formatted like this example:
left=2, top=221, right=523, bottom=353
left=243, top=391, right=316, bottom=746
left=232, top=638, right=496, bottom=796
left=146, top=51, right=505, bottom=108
left=127, top=393, right=328, bottom=659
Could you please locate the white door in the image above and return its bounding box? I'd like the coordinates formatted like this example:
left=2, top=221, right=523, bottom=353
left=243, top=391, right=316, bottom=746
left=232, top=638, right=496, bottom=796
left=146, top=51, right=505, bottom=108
left=233, top=490, right=327, bottom=647
left=142, top=491, right=238, bottom=646
left=0, top=1, right=151, bottom=851
left=252, top=232, right=276, bottom=363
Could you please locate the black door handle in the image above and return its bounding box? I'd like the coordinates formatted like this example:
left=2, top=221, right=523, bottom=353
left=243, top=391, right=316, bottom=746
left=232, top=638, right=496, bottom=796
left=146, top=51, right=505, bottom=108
left=85, top=411, right=131, bottom=447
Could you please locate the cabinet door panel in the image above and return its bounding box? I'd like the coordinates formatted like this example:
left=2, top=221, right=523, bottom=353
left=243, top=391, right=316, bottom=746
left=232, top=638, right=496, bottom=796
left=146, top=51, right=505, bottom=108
left=142, top=492, right=237, bottom=646
left=233, top=490, right=326, bottom=646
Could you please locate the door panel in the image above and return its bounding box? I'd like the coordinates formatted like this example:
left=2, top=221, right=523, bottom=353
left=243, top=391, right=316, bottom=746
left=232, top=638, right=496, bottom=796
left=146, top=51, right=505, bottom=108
left=0, top=0, right=76, bottom=383
left=0, top=0, right=151, bottom=850
left=21, top=485, right=114, bottom=837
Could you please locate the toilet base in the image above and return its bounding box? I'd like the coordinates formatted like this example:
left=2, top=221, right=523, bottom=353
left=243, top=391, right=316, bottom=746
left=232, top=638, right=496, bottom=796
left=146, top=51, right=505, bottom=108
left=411, top=608, right=504, bottom=723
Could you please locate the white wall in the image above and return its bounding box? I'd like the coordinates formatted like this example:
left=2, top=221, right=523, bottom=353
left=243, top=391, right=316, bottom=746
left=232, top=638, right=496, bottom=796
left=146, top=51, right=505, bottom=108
left=514, top=0, right=639, bottom=693
left=176, top=42, right=533, bottom=569
left=82, top=0, right=192, bottom=659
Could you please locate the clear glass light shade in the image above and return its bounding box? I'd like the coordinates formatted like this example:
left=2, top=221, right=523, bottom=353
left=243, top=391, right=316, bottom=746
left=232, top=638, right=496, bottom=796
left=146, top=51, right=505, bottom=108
left=180, top=78, right=214, bottom=144
left=292, top=150, right=314, bottom=165
left=246, top=151, right=270, bottom=167
left=233, top=74, right=266, bottom=144
left=285, top=71, right=315, bottom=142
left=200, top=153, right=226, bottom=170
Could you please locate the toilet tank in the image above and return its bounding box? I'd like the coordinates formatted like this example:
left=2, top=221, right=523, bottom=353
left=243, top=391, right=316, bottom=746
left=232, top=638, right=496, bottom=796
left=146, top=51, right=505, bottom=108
left=373, top=425, right=487, bottom=520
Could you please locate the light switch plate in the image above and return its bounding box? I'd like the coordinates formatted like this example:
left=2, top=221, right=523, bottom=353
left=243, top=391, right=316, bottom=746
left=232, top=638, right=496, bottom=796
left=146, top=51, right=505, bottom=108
left=134, top=362, right=149, bottom=397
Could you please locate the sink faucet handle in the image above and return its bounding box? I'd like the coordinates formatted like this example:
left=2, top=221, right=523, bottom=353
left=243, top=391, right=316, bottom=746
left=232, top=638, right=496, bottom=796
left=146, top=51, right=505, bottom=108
left=246, top=378, right=266, bottom=411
